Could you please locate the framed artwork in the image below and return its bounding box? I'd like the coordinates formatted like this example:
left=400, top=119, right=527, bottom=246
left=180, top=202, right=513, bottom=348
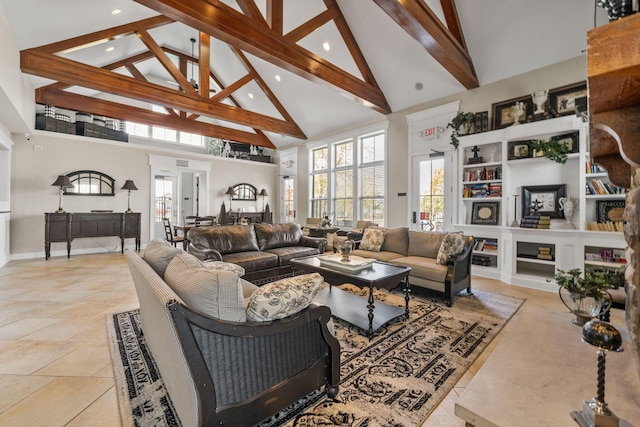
left=553, top=131, right=580, bottom=154
left=492, top=96, right=534, bottom=129
left=549, top=82, right=587, bottom=117
left=471, top=201, right=500, bottom=225
left=522, top=184, right=566, bottom=218
left=596, top=200, right=625, bottom=223
left=508, top=140, right=532, bottom=160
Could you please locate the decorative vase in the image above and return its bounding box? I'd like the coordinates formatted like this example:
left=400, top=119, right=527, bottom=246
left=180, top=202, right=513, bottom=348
left=338, top=240, right=354, bottom=262
left=510, top=102, right=525, bottom=125
left=558, top=288, right=611, bottom=326
left=558, top=196, right=577, bottom=229
left=531, top=89, right=548, bottom=115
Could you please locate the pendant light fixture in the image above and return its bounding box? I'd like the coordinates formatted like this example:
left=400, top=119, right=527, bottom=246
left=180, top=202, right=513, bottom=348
left=189, top=37, right=199, bottom=91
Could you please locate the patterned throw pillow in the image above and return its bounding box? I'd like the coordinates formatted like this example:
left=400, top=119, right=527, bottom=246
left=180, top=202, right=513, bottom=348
left=246, top=273, right=324, bottom=322
left=436, top=233, right=466, bottom=265
left=203, top=260, right=245, bottom=277
left=359, top=228, right=385, bottom=252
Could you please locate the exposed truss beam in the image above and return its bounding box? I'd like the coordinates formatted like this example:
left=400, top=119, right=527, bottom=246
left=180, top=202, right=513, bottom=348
left=36, top=88, right=275, bottom=148
left=21, top=49, right=304, bottom=138
left=373, top=0, right=478, bottom=89
left=133, top=0, right=392, bottom=114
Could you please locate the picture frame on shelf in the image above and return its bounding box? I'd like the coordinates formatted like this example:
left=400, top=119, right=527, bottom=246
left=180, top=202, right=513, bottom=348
left=554, top=131, right=580, bottom=154
left=522, top=184, right=566, bottom=218
left=548, top=81, right=587, bottom=117
left=491, top=96, right=534, bottom=129
left=471, top=201, right=500, bottom=225
left=596, top=199, right=625, bottom=223
left=508, top=140, right=532, bottom=160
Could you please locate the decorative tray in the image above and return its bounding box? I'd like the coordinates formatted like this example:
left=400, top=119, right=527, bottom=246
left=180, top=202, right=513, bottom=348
left=318, top=254, right=375, bottom=271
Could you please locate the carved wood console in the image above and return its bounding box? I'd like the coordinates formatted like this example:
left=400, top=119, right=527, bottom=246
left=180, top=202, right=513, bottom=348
left=44, top=212, right=141, bottom=260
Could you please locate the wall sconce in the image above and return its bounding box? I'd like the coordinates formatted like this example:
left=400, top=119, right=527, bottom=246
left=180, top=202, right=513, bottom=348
left=225, top=186, right=236, bottom=211
left=258, top=189, right=269, bottom=211
left=120, top=179, right=138, bottom=213
left=51, top=175, right=74, bottom=213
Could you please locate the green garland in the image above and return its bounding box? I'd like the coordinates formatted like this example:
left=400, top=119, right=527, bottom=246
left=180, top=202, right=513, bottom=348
left=447, top=112, right=475, bottom=149
left=530, top=136, right=571, bottom=164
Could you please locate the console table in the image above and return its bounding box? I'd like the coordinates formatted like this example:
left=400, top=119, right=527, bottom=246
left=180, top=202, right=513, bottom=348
left=44, top=212, right=141, bottom=260
left=227, top=211, right=272, bottom=224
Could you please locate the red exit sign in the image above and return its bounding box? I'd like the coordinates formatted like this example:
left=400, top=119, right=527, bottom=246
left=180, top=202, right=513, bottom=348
left=422, top=127, right=437, bottom=139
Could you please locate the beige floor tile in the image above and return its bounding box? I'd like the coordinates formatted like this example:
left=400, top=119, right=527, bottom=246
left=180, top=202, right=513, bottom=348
left=34, top=342, right=112, bottom=377
left=0, top=374, right=55, bottom=412
left=0, top=317, right=61, bottom=339
left=0, top=340, right=76, bottom=375
left=66, top=387, right=122, bottom=427
left=0, top=377, right=114, bottom=427
left=21, top=318, right=95, bottom=341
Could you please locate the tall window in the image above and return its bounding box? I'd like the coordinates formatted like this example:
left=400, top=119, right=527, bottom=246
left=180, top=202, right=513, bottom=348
left=333, top=140, right=353, bottom=226
left=283, top=178, right=295, bottom=223
left=309, top=126, right=386, bottom=226
left=360, top=132, right=385, bottom=224
left=310, top=147, right=328, bottom=217
left=419, top=158, right=444, bottom=230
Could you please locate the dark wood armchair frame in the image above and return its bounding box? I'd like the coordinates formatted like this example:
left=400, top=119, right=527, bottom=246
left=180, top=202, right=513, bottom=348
left=442, top=235, right=475, bottom=306
left=168, top=300, right=340, bottom=426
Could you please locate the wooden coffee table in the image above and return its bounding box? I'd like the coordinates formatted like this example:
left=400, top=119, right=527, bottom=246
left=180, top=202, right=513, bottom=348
left=291, top=255, right=411, bottom=339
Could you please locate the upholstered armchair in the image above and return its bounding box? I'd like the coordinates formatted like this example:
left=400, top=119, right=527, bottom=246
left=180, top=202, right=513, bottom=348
left=302, top=217, right=323, bottom=236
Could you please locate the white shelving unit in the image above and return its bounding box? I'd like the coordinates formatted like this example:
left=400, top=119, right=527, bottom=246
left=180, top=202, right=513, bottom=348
left=453, top=116, right=626, bottom=291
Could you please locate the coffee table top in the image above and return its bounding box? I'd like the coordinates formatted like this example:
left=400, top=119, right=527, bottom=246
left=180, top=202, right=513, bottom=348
left=291, top=255, right=410, bottom=282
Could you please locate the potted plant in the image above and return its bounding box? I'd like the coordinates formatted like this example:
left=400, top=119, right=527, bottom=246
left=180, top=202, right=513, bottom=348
left=552, top=267, right=624, bottom=325
left=530, top=137, right=571, bottom=164
left=447, top=112, right=476, bottom=149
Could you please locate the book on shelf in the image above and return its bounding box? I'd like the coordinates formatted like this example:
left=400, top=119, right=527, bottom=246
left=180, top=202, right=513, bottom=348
left=588, top=178, right=625, bottom=195
left=473, top=239, right=485, bottom=251
left=482, top=241, right=498, bottom=251
left=585, top=221, right=624, bottom=232
left=520, top=215, right=540, bottom=228
left=537, top=245, right=553, bottom=260
left=537, top=215, right=551, bottom=229
left=472, top=254, right=492, bottom=266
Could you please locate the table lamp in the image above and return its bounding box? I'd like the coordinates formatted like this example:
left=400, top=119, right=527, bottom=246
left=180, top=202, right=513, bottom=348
left=570, top=319, right=624, bottom=427
left=259, top=189, right=268, bottom=211
left=225, top=186, right=236, bottom=211
left=121, top=179, right=138, bottom=213
left=51, top=175, right=74, bottom=213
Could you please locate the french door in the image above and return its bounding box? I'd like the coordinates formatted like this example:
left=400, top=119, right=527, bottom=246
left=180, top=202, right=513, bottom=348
left=154, top=175, right=179, bottom=238
left=281, top=176, right=296, bottom=223
left=411, top=155, right=445, bottom=231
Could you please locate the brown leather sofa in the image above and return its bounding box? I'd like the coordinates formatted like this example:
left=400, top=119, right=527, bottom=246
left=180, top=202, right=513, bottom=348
left=188, top=223, right=327, bottom=282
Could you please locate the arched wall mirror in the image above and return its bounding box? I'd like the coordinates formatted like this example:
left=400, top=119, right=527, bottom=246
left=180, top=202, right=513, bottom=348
left=64, top=170, right=115, bottom=196
left=232, top=183, right=257, bottom=201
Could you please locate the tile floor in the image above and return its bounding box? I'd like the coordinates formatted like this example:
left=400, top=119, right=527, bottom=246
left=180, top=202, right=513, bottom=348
left=0, top=252, right=611, bottom=426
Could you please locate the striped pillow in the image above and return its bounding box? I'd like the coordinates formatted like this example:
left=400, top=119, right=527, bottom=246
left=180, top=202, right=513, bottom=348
left=165, top=254, right=246, bottom=322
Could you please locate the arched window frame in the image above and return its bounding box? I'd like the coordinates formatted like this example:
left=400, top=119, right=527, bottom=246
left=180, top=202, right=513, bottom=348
left=64, top=170, right=116, bottom=196
left=232, top=183, right=257, bottom=201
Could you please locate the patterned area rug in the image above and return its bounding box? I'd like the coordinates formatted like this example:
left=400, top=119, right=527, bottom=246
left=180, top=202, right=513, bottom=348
left=107, top=287, right=524, bottom=426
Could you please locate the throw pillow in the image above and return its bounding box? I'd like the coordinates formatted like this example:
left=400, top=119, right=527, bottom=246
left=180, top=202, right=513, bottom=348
left=203, top=260, right=246, bottom=277
left=359, top=227, right=385, bottom=252
left=165, top=254, right=246, bottom=322
left=246, top=273, right=324, bottom=322
left=436, top=233, right=466, bottom=265
left=143, top=239, right=184, bottom=277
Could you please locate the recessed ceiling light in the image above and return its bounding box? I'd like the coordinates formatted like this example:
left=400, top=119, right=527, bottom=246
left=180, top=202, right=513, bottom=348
left=275, top=75, right=281, bottom=82
left=322, top=42, right=331, bottom=51
left=105, top=46, right=115, bottom=52
left=111, top=9, right=122, bottom=15
left=248, top=93, right=254, bottom=99
left=415, top=82, right=424, bottom=91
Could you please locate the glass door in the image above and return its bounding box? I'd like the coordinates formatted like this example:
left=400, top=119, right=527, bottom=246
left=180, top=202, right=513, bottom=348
left=281, top=176, right=296, bottom=223
left=411, top=155, right=445, bottom=231
left=154, top=175, right=179, bottom=238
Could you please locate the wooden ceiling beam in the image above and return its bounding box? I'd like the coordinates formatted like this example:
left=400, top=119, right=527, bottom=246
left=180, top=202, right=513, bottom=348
left=266, top=0, right=284, bottom=34
left=133, top=0, right=392, bottom=114
left=198, top=33, right=211, bottom=97
left=285, top=9, right=336, bottom=43
left=21, top=49, right=304, bottom=137
left=372, top=0, right=478, bottom=89
left=35, top=88, right=275, bottom=148
left=440, top=0, right=467, bottom=49
left=236, top=0, right=269, bottom=29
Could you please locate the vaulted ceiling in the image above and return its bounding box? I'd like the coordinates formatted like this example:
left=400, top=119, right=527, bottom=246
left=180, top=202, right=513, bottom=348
left=1, top=0, right=608, bottom=149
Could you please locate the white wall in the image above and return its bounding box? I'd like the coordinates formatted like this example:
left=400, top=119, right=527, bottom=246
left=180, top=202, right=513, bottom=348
left=10, top=132, right=277, bottom=259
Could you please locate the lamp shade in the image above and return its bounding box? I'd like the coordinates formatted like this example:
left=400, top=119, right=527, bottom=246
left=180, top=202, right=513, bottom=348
left=259, top=189, right=269, bottom=197
left=121, top=179, right=138, bottom=191
left=51, top=175, right=74, bottom=188
left=225, top=187, right=236, bottom=196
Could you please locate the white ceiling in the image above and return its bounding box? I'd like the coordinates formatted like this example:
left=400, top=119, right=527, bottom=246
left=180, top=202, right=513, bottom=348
left=0, top=0, right=609, bottom=148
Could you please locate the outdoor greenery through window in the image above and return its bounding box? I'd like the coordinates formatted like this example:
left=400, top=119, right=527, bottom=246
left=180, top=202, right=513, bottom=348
left=310, top=147, right=328, bottom=217
left=419, top=158, right=444, bottom=230
left=309, top=127, right=386, bottom=226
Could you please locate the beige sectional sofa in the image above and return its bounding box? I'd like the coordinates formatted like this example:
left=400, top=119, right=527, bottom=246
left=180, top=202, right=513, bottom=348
left=351, top=227, right=474, bottom=306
